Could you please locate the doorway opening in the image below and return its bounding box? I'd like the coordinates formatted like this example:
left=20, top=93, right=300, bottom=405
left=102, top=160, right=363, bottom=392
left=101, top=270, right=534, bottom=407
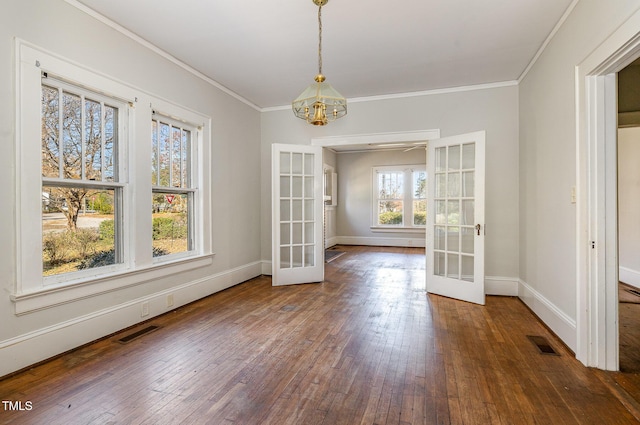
left=576, top=11, right=640, bottom=370
left=617, top=59, right=640, bottom=372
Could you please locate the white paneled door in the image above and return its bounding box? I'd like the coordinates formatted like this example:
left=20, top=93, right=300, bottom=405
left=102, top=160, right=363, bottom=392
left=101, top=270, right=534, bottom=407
left=272, top=144, right=324, bottom=286
left=426, top=131, right=486, bottom=304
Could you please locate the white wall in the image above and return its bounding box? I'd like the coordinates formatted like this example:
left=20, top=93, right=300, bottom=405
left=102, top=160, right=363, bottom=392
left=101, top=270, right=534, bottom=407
left=335, top=148, right=426, bottom=246
left=0, top=0, right=262, bottom=376
left=261, top=84, right=520, bottom=282
left=518, top=0, right=640, bottom=350
left=618, top=127, right=640, bottom=289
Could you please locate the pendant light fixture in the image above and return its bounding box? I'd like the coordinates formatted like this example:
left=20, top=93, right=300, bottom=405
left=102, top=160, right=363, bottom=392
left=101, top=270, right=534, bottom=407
left=292, top=0, right=347, bottom=126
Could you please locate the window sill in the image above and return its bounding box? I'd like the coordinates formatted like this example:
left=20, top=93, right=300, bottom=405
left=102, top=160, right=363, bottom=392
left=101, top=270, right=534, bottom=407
left=370, top=226, right=426, bottom=233
left=11, top=253, right=215, bottom=315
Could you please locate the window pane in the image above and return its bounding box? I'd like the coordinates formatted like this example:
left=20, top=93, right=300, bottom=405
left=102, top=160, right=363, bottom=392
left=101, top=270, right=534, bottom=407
left=159, top=123, right=171, bottom=186
left=104, top=105, right=116, bottom=182
left=413, top=199, right=426, bottom=225
left=182, top=129, right=190, bottom=187
left=413, top=171, right=427, bottom=199
left=62, top=92, right=82, bottom=179
left=42, top=85, right=60, bottom=178
left=85, top=99, right=102, bottom=181
left=42, top=186, right=118, bottom=276
left=378, top=172, right=403, bottom=199
left=152, top=192, right=190, bottom=257
left=171, top=126, right=182, bottom=188
left=378, top=200, right=403, bottom=225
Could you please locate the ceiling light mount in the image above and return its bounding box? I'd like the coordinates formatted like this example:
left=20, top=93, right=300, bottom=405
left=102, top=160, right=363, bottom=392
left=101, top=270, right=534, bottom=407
left=292, top=0, right=347, bottom=126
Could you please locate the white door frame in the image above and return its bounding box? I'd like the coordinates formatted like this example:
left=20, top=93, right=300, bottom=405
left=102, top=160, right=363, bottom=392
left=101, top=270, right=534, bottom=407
left=576, top=11, right=640, bottom=370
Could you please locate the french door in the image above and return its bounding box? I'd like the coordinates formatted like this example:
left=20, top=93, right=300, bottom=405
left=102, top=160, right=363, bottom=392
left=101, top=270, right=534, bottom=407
left=426, top=131, right=486, bottom=304
left=271, top=144, right=324, bottom=286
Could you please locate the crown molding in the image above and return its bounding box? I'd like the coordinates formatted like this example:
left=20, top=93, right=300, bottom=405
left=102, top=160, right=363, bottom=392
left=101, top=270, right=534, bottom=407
left=262, top=80, right=518, bottom=112
left=64, top=0, right=262, bottom=112
left=518, top=0, right=580, bottom=83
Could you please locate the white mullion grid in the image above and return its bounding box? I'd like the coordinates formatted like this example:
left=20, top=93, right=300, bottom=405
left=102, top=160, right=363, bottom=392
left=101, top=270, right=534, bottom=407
left=42, top=176, right=125, bottom=190
left=57, top=87, right=64, bottom=179
left=80, top=94, right=86, bottom=180
left=151, top=186, right=196, bottom=195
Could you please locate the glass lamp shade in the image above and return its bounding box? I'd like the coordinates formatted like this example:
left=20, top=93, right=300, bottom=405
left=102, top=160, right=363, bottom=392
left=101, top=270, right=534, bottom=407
left=292, top=74, right=347, bottom=126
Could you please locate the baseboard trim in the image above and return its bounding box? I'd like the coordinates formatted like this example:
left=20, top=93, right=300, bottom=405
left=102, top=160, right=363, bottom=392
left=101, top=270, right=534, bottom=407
left=336, top=236, right=426, bottom=247
left=518, top=279, right=577, bottom=352
left=619, top=267, right=640, bottom=289
left=486, top=277, right=519, bottom=296
left=0, top=261, right=262, bottom=378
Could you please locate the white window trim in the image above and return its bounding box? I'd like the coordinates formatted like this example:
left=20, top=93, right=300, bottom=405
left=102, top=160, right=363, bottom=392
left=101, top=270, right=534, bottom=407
left=371, top=165, right=426, bottom=231
left=14, top=39, right=213, bottom=314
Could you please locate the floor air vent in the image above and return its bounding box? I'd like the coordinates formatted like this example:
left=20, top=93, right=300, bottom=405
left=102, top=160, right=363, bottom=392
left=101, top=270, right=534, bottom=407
left=117, top=325, right=160, bottom=344
left=527, top=335, right=560, bottom=356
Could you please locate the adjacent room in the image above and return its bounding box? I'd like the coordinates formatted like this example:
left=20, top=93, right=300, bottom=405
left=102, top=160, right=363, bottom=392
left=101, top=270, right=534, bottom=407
left=2, top=0, right=640, bottom=423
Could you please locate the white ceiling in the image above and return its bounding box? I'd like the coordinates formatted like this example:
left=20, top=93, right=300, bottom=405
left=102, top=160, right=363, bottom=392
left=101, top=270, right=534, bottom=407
left=74, top=0, right=574, bottom=110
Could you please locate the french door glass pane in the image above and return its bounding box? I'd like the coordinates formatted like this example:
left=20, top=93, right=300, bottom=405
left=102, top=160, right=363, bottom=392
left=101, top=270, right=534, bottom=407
left=304, top=153, right=314, bottom=175
left=432, top=143, right=476, bottom=285
left=280, top=247, right=290, bottom=268
left=279, top=150, right=318, bottom=271
left=292, top=246, right=303, bottom=268
left=461, top=255, right=474, bottom=282
left=292, top=223, right=303, bottom=244
left=448, top=172, right=460, bottom=197
left=292, top=200, right=303, bottom=221
left=280, top=176, right=290, bottom=197
left=462, top=143, right=475, bottom=169
left=435, top=173, right=446, bottom=197
left=447, top=253, right=459, bottom=278
left=462, top=172, right=474, bottom=197
left=292, top=153, right=303, bottom=174
left=280, top=200, right=290, bottom=221
left=280, top=152, right=290, bottom=174
left=280, top=223, right=290, bottom=244
left=461, top=200, right=474, bottom=225
left=461, top=227, right=474, bottom=254
left=305, top=222, right=314, bottom=244
left=448, top=145, right=460, bottom=170
left=434, top=251, right=445, bottom=276
left=305, top=245, right=315, bottom=267
left=292, top=176, right=303, bottom=197
left=435, top=147, right=446, bottom=172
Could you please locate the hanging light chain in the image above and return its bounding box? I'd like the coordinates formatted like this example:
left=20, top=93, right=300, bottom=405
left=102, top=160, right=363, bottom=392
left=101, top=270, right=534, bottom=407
left=318, top=3, right=323, bottom=76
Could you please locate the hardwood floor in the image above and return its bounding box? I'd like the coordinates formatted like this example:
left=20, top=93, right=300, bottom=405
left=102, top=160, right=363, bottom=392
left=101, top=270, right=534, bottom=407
left=1, top=246, right=639, bottom=424
left=620, top=282, right=640, bottom=373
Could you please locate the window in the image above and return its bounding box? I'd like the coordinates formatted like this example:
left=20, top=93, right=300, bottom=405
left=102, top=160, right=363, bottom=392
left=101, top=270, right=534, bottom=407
left=372, top=166, right=426, bottom=228
left=151, top=115, right=196, bottom=259
left=41, top=76, right=126, bottom=280
left=15, top=41, right=212, bottom=312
